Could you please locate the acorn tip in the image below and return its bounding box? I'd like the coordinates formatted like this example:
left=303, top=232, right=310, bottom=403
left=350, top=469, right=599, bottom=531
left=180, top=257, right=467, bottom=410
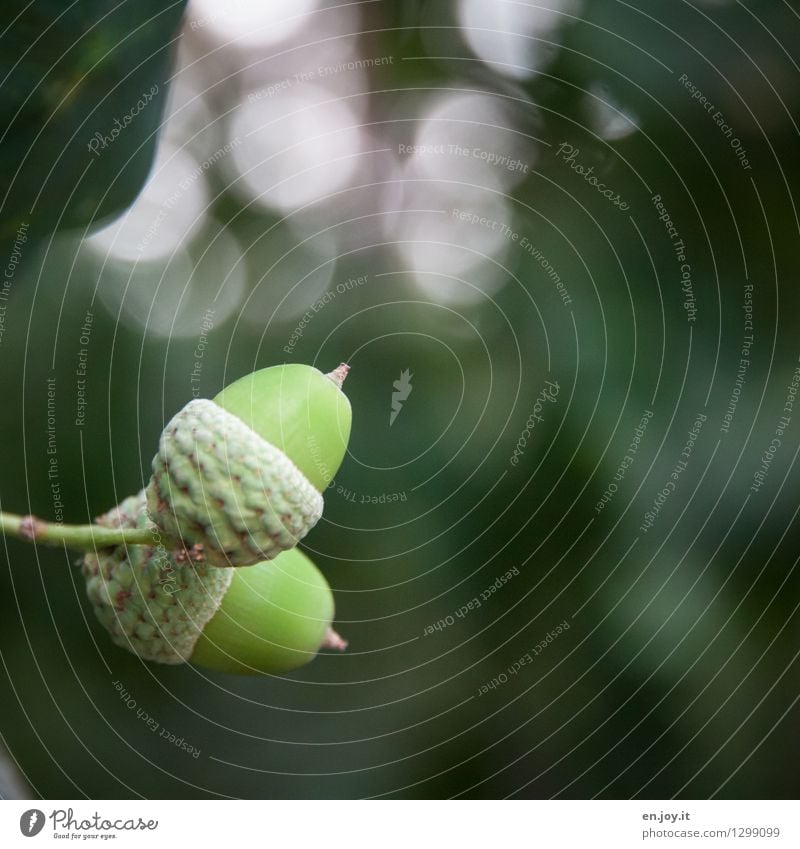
left=322, top=627, right=348, bottom=651
left=326, top=363, right=350, bottom=389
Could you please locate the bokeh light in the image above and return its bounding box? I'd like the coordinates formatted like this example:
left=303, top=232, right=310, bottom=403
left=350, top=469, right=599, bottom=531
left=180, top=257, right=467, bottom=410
left=227, top=85, right=363, bottom=213
left=1, top=0, right=799, bottom=808
left=458, top=0, right=582, bottom=79
left=86, top=142, right=210, bottom=263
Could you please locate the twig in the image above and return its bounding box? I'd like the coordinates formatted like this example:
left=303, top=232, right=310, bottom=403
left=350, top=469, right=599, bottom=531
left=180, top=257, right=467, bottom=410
left=0, top=512, right=157, bottom=551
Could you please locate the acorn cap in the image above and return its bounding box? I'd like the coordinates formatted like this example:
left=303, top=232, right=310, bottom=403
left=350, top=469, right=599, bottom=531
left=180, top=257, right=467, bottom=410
left=83, top=490, right=232, bottom=664
left=146, top=398, right=323, bottom=567
left=84, top=491, right=343, bottom=673
left=146, top=364, right=351, bottom=566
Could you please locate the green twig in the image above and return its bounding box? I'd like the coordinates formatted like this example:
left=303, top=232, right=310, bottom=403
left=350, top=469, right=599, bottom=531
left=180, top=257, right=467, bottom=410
left=0, top=512, right=157, bottom=551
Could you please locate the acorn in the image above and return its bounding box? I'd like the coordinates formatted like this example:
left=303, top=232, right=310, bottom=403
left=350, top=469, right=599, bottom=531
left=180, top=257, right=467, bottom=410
left=146, top=363, right=351, bottom=567
left=83, top=490, right=344, bottom=673
left=190, top=545, right=341, bottom=675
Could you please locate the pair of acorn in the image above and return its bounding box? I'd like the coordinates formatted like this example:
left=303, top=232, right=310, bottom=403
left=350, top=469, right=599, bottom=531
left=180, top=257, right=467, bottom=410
left=82, top=363, right=351, bottom=675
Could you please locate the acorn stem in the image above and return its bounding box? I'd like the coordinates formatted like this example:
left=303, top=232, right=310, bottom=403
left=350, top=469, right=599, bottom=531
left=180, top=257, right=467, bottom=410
left=0, top=511, right=157, bottom=551
left=325, top=363, right=350, bottom=389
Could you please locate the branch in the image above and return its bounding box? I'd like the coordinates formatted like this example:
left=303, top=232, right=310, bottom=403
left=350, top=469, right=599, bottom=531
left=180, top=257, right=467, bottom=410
left=0, top=512, right=157, bottom=551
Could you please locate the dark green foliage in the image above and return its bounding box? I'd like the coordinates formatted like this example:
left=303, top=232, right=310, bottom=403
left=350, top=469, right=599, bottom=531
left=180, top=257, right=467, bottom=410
left=0, top=1, right=186, bottom=248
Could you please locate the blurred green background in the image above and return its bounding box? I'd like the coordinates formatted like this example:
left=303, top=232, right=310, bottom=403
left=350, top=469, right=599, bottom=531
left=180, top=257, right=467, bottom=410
left=1, top=0, right=799, bottom=799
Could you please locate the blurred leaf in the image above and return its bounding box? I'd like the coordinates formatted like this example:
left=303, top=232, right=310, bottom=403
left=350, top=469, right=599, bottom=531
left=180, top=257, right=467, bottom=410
left=0, top=0, right=187, bottom=250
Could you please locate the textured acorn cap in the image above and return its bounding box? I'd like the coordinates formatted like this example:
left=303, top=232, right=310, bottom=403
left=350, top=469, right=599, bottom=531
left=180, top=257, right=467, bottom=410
left=83, top=490, right=233, bottom=664
left=83, top=492, right=343, bottom=672
left=146, top=399, right=323, bottom=567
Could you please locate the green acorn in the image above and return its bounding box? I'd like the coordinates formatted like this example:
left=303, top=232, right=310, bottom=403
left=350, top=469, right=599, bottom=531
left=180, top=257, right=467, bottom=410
left=146, top=363, right=351, bottom=567
left=83, top=490, right=345, bottom=673
left=190, top=546, right=342, bottom=675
